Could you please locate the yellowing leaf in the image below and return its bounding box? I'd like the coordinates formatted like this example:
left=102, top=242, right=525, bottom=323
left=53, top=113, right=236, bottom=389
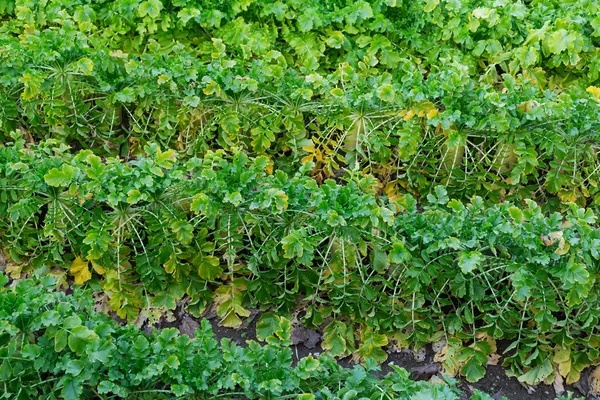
left=90, top=260, right=105, bottom=275
left=71, top=257, right=92, bottom=285
left=403, top=110, right=416, bottom=121
left=588, top=86, right=600, bottom=100
left=77, top=58, right=94, bottom=76
left=330, top=87, right=344, bottom=97
left=426, top=109, right=439, bottom=119
left=555, top=240, right=570, bottom=255
left=157, top=74, right=170, bottom=84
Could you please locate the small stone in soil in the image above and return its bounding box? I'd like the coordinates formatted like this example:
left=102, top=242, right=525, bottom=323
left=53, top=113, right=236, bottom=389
left=179, top=315, right=200, bottom=338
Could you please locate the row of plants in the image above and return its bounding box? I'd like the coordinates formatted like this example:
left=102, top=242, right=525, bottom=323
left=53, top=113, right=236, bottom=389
left=1, top=272, right=508, bottom=400
left=1, top=0, right=600, bottom=207
left=2, top=136, right=600, bottom=385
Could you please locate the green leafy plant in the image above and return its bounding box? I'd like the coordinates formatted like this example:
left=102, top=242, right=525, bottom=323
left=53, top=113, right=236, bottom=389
left=0, top=0, right=599, bottom=207
left=2, top=138, right=600, bottom=385
left=0, top=272, right=507, bottom=400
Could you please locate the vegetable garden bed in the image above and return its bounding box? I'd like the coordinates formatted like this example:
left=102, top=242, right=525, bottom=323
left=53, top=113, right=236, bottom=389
left=1, top=0, right=600, bottom=398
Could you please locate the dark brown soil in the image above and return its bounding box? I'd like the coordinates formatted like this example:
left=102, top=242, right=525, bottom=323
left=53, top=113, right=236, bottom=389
left=154, top=309, right=587, bottom=400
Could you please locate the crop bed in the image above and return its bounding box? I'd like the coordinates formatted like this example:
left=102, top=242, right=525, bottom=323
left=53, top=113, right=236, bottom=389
left=1, top=0, right=600, bottom=399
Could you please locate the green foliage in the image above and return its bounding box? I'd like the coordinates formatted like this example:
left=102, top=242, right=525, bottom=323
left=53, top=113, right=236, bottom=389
left=1, top=272, right=500, bottom=399
left=2, top=0, right=600, bottom=392
left=0, top=0, right=599, bottom=207
left=3, top=139, right=600, bottom=384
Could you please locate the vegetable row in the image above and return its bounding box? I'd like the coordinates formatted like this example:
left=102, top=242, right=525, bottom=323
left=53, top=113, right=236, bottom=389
left=2, top=138, right=600, bottom=383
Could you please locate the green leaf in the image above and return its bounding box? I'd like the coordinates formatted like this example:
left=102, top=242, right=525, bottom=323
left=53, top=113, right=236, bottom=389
left=165, top=355, right=180, bottom=369
left=178, top=7, right=200, bottom=24
left=371, top=246, right=389, bottom=273
left=545, top=29, right=575, bottom=54
left=65, top=360, right=85, bottom=376
left=63, top=316, right=82, bottom=329
left=256, top=313, right=280, bottom=342
left=152, top=291, right=178, bottom=310
left=520, top=46, right=539, bottom=67
left=322, top=321, right=352, bottom=357
left=138, top=0, right=163, bottom=18
left=376, top=84, right=395, bottom=102
left=389, top=242, right=410, bottom=264
left=61, top=376, right=83, bottom=400
left=126, top=189, right=144, bottom=205
left=427, top=185, right=449, bottom=205
left=76, top=58, right=94, bottom=76
left=518, top=358, right=553, bottom=385
left=508, top=207, right=524, bottom=223
left=592, top=16, right=600, bottom=37
left=458, top=251, right=484, bottom=274
left=170, top=220, right=194, bottom=244
left=424, top=0, right=440, bottom=12
left=268, top=189, right=288, bottom=212
left=197, top=256, right=222, bottom=280
left=85, top=154, right=105, bottom=179
left=55, top=328, right=68, bottom=352
left=461, top=356, right=486, bottom=382
left=44, top=165, right=77, bottom=187
left=155, top=148, right=176, bottom=169
left=330, top=88, right=344, bottom=97
left=298, top=355, right=320, bottom=371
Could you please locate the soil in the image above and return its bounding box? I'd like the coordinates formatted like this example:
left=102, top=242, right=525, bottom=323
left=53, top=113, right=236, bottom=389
left=151, top=308, right=590, bottom=400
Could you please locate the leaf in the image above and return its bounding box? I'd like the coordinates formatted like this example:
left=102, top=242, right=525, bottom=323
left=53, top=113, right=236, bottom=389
left=358, top=326, right=388, bottom=363
left=65, top=360, right=85, bottom=376
left=165, top=355, right=180, bottom=369
left=588, top=86, right=600, bottom=100
left=77, top=58, right=94, bottom=76
left=592, top=16, right=600, bottom=37
left=63, top=316, right=82, bottom=329
left=138, top=0, right=163, bottom=18
left=426, top=109, right=439, bottom=119
left=371, top=246, right=389, bottom=273
left=197, top=256, right=222, bottom=280
left=155, top=148, right=176, bottom=169
left=19, top=72, right=44, bottom=100
left=508, top=207, right=524, bottom=223
left=256, top=313, right=280, bottom=341
left=554, top=348, right=571, bottom=378
left=389, top=241, right=410, bottom=264
left=71, top=257, right=92, bottom=285
left=330, top=88, right=344, bottom=97
left=85, top=154, right=105, bottom=179
left=376, top=84, right=395, bottom=102
left=518, top=358, right=554, bottom=386
left=458, top=251, right=484, bottom=274
left=55, top=328, right=68, bottom=352
left=126, top=189, right=144, bottom=204
left=322, top=321, right=352, bottom=357
left=152, top=291, right=177, bottom=310
left=61, top=376, right=83, bottom=400
left=170, top=220, right=194, bottom=244
left=545, top=29, right=575, bottom=54
left=44, top=165, right=77, bottom=187
left=461, top=356, right=486, bottom=382
left=424, top=0, right=440, bottom=12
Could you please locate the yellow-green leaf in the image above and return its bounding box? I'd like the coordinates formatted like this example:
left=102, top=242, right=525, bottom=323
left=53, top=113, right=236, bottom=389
left=71, top=257, right=92, bottom=285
